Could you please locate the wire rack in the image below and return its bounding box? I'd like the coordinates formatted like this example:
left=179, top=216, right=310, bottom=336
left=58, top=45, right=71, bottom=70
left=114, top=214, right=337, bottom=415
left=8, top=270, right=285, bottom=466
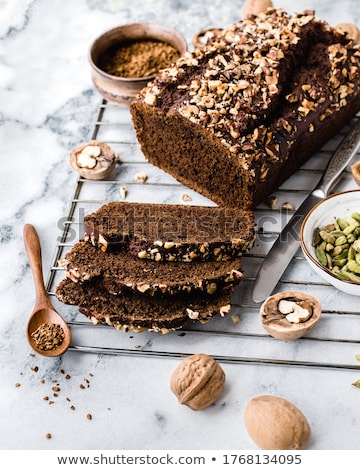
left=46, top=99, right=360, bottom=372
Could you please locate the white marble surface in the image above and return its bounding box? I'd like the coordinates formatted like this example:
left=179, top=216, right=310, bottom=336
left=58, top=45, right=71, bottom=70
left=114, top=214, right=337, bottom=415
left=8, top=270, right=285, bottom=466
left=1, top=0, right=360, bottom=452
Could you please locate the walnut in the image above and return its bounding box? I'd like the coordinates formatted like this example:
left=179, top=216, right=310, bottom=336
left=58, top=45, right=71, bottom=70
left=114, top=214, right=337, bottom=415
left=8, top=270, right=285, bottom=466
left=70, top=141, right=119, bottom=180
left=336, top=23, right=360, bottom=45
left=260, top=291, right=322, bottom=340
left=170, top=354, right=225, bottom=410
left=242, top=0, right=274, bottom=19
left=245, top=395, right=311, bottom=450
left=351, top=160, right=360, bottom=186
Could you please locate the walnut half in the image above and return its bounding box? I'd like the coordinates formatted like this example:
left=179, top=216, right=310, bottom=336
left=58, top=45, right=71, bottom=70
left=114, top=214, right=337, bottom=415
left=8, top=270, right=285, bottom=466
left=170, top=353, right=225, bottom=410
left=70, top=141, right=119, bottom=180
left=259, top=291, right=322, bottom=340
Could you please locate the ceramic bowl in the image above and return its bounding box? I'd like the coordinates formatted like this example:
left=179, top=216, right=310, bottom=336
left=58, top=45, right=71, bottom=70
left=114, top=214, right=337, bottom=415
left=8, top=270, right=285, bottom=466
left=89, top=22, right=187, bottom=105
left=300, top=189, right=360, bottom=296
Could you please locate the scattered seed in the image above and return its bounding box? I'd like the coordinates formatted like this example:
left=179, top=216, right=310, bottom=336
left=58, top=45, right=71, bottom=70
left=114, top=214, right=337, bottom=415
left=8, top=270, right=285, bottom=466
left=281, top=201, right=295, bottom=211
left=267, top=195, right=277, bottom=209
left=15, top=383, right=21, bottom=388
left=181, top=193, right=192, bottom=202
left=70, top=405, right=76, bottom=411
left=43, top=396, right=49, bottom=401
left=31, top=366, right=39, bottom=372
left=120, top=186, right=128, bottom=199
left=87, top=414, right=92, bottom=420
left=46, top=433, right=52, bottom=439
left=65, top=374, right=71, bottom=380
left=134, top=172, right=148, bottom=183
left=80, top=384, right=85, bottom=389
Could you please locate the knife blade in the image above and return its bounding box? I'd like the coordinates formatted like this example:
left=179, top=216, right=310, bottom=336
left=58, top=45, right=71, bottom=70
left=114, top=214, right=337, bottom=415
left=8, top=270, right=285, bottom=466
left=252, top=118, right=360, bottom=303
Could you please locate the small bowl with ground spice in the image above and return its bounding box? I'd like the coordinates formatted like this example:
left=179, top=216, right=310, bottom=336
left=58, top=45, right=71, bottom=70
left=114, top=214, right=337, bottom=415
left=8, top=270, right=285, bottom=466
left=89, top=22, right=187, bottom=105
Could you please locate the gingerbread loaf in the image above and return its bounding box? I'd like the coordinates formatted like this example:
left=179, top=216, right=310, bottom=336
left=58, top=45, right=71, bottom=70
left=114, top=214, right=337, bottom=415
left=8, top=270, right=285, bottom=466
left=130, top=8, right=360, bottom=209
left=84, top=201, right=255, bottom=261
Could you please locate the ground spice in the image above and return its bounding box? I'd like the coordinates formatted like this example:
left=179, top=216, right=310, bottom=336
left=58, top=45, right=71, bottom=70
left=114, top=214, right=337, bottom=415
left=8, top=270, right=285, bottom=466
left=31, top=323, right=65, bottom=351
left=100, top=39, right=180, bottom=78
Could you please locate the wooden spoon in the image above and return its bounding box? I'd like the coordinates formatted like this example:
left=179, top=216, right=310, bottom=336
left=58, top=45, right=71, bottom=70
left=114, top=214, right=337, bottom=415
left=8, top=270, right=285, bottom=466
left=23, top=224, right=72, bottom=357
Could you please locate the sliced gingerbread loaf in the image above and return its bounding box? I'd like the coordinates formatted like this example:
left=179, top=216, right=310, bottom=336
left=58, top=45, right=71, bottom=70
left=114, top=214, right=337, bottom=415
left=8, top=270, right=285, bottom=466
left=130, top=8, right=360, bottom=209
left=56, top=277, right=232, bottom=333
left=58, top=240, right=243, bottom=297
left=83, top=201, right=255, bottom=261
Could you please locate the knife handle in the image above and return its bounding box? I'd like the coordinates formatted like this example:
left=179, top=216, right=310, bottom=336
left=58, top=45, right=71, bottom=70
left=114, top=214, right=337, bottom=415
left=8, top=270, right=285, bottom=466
left=316, top=118, right=360, bottom=198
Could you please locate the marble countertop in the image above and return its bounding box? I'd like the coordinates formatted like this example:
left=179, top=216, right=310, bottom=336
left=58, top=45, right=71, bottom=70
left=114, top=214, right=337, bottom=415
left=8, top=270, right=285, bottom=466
left=1, top=0, right=360, bottom=451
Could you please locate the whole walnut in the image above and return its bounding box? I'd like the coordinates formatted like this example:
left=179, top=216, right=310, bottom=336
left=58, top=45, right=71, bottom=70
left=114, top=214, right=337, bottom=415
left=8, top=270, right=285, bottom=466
left=245, top=395, right=311, bottom=450
left=170, top=353, right=225, bottom=410
left=242, top=0, right=274, bottom=18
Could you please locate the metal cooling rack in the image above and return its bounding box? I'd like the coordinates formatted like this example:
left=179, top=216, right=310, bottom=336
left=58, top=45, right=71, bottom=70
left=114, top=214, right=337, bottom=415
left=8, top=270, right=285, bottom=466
left=46, top=99, right=360, bottom=372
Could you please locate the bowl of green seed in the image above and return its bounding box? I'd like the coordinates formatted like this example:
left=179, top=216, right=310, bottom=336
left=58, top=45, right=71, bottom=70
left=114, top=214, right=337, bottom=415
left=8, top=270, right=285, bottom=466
left=300, top=190, right=360, bottom=296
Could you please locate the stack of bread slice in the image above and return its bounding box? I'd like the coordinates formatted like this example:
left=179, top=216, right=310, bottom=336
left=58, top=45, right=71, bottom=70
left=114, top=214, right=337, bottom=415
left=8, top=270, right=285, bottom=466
left=55, top=202, right=255, bottom=333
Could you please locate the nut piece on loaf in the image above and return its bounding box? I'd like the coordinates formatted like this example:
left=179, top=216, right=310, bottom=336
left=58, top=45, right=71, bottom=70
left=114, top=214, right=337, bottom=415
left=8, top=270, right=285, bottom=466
left=130, top=8, right=360, bottom=209
left=84, top=201, right=255, bottom=260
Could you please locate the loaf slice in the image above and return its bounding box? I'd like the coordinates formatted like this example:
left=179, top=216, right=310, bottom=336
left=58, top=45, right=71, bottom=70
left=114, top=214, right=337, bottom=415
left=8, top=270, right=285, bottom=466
left=55, top=277, right=233, bottom=333
left=130, top=8, right=360, bottom=209
left=58, top=240, right=243, bottom=297
left=84, top=201, right=255, bottom=261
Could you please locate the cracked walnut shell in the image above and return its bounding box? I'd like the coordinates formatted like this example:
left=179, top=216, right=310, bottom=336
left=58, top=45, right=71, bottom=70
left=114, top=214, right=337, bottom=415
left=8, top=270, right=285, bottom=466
left=170, top=354, right=225, bottom=410
left=70, top=141, right=119, bottom=180
left=260, top=291, right=321, bottom=340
